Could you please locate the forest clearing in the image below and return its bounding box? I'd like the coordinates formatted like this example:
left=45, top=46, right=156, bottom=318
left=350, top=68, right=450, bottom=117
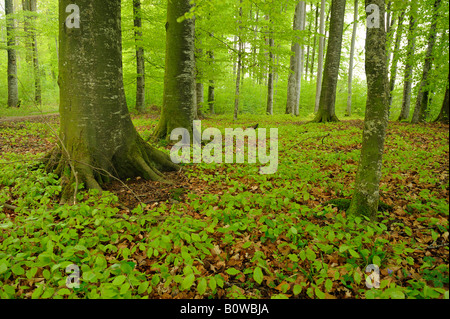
left=0, top=0, right=448, bottom=307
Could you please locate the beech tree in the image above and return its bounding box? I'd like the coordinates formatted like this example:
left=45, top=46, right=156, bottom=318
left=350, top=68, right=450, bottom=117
left=314, top=0, right=326, bottom=113
left=348, top=0, right=390, bottom=220
left=434, top=74, right=449, bottom=124
left=154, top=0, right=196, bottom=139
left=312, top=0, right=346, bottom=123
left=286, top=1, right=304, bottom=116
left=45, top=0, right=179, bottom=202
left=346, top=0, right=359, bottom=117
left=411, top=0, right=442, bottom=123
left=398, top=7, right=416, bottom=121
left=133, top=0, right=146, bottom=113
left=5, top=0, right=19, bottom=108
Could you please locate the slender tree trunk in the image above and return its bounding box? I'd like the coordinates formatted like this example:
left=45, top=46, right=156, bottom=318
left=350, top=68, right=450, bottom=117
left=312, top=0, right=346, bottom=123
left=267, top=37, right=274, bottom=115
left=46, top=0, right=178, bottom=203
left=5, top=0, right=19, bottom=108
left=207, top=50, right=215, bottom=114
left=295, top=1, right=306, bottom=116
left=434, top=74, right=449, bottom=124
left=314, top=0, right=326, bottom=113
left=286, top=2, right=303, bottom=115
left=388, top=11, right=405, bottom=108
left=154, top=0, right=196, bottom=139
left=346, top=0, right=358, bottom=117
left=411, top=0, right=441, bottom=123
left=133, top=0, right=146, bottom=113
left=348, top=0, right=390, bottom=221
left=310, top=2, right=319, bottom=82
left=398, top=9, right=416, bottom=121
left=195, top=43, right=205, bottom=119
left=234, top=1, right=243, bottom=121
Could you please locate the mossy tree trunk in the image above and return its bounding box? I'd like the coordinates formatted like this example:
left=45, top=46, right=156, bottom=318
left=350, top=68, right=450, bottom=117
left=411, top=0, right=441, bottom=124
left=312, top=0, right=346, bottom=123
left=348, top=0, right=390, bottom=221
left=5, top=0, right=19, bottom=108
left=153, top=0, right=196, bottom=139
left=398, top=9, right=416, bottom=122
left=47, top=0, right=178, bottom=202
left=346, top=0, right=358, bottom=117
left=286, top=2, right=302, bottom=115
left=314, top=0, right=326, bottom=113
left=133, top=0, right=146, bottom=113
left=434, top=74, right=449, bottom=124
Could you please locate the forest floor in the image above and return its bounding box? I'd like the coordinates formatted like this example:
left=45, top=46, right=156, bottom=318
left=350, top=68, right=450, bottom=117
left=0, top=112, right=448, bottom=299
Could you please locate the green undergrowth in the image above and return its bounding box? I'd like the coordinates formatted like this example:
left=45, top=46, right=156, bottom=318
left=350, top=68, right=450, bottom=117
left=0, top=115, right=448, bottom=299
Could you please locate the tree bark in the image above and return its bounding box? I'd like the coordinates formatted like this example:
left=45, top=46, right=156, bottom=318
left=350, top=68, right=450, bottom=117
left=434, top=74, right=449, bottom=124
left=5, top=0, right=19, bottom=108
left=312, top=0, right=346, bottom=123
left=154, top=0, right=196, bottom=139
left=388, top=11, right=405, bottom=108
left=310, top=2, right=319, bottom=82
left=234, top=1, right=243, bottom=121
left=346, top=0, right=358, bottom=117
left=133, top=0, right=146, bottom=113
left=267, top=36, right=274, bottom=115
left=47, top=0, right=178, bottom=202
left=314, top=0, right=326, bottom=113
left=411, top=0, right=441, bottom=123
left=207, top=50, right=215, bottom=114
left=348, top=0, right=390, bottom=221
left=398, top=9, right=416, bottom=121
left=286, top=2, right=303, bottom=115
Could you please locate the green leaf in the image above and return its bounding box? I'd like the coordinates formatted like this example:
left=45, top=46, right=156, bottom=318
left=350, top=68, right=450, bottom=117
left=226, top=267, right=241, bottom=276
left=306, top=248, right=316, bottom=261
left=113, top=275, right=127, bottom=286
left=339, top=244, right=350, bottom=253
left=209, top=277, right=217, bottom=291
left=372, top=255, right=381, bottom=266
left=348, top=249, right=360, bottom=258
left=197, top=278, right=207, bottom=295
left=242, top=242, right=252, bottom=249
left=390, top=290, right=405, bottom=299
left=325, top=279, right=333, bottom=292
left=293, top=284, right=302, bottom=295
left=181, top=273, right=195, bottom=291
left=353, top=271, right=362, bottom=285
left=253, top=267, right=263, bottom=284
left=288, top=254, right=299, bottom=262
left=315, top=287, right=325, bottom=299
left=12, top=264, right=24, bottom=276
left=138, top=281, right=149, bottom=294
left=289, top=226, right=298, bottom=235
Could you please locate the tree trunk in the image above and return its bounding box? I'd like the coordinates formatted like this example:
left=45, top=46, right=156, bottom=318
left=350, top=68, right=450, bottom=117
left=348, top=0, right=390, bottom=221
left=312, top=0, right=346, bottom=123
left=22, top=0, right=41, bottom=106
left=154, top=0, right=196, bottom=139
left=234, top=2, right=243, bottom=121
left=286, top=2, right=303, bottom=115
left=267, top=37, right=274, bottom=115
left=207, top=50, right=215, bottom=114
left=133, top=0, right=146, bottom=113
left=398, top=9, right=416, bottom=121
left=47, top=0, right=178, bottom=203
left=314, top=0, right=326, bottom=113
left=5, top=0, right=19, bottom=108
left=434, top=74, right=449, bottom=124
left=411, top=0, right=441, bottom=123
left=388, top=11, right=405, bottom=108
left=310, top=2, right=319, bottom=82
left=346, top=0, right=358, bottom=117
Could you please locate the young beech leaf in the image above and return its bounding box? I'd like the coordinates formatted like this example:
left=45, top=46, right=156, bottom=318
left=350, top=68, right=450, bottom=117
left=197, top=278, right=207, bottom=295
left=253, top=267, right=263, bottom=284
left=226, top=267, right=241, bottom=276
left=181, top=273, right=195, bottom=290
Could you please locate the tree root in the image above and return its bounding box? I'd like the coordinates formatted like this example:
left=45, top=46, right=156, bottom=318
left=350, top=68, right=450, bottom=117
left=43, top=136, right=180, bottom=204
